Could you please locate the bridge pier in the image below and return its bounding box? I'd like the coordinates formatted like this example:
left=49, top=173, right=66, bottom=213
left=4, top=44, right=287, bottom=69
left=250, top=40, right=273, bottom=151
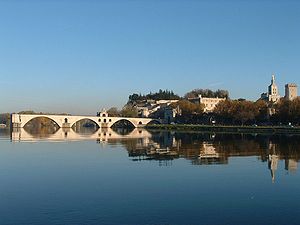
left=11, top=122, right=22, bottom=128
left=62, top=122, right=71, bottom=128
left=101, top=123, right=109, bottom=128
left=11, top=114, right=22, bottom=128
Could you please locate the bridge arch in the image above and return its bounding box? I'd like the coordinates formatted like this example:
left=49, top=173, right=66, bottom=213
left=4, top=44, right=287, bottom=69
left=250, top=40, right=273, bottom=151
left=146, top=119, right=161, bottom=125
left=70, top=118, right=100, bottom=128
left=111, top=119, right=136, bottom=128
left=22, top=116, right=61, bottom=128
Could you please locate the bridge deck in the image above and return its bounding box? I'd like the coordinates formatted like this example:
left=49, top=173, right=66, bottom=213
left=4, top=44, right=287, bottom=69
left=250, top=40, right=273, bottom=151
left=11, top=113, right=160, bottom=128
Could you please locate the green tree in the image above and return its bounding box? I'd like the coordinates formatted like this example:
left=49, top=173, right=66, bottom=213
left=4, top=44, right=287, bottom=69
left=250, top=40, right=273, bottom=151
left=128, top=89, right=180, bottom=103
left=120, top=106, right=138, bottom=118
left=107, top=107, right=121, bottom=117
left=184, top=89, right=229, bottom=99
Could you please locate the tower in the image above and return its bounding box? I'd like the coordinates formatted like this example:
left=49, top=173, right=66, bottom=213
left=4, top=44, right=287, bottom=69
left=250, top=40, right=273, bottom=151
left=267, top=74, right=280, bottom=103
left=285, top=83, right=298, bottom=101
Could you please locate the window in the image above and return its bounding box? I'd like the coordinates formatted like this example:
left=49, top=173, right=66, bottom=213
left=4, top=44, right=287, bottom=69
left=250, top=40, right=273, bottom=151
left=64, top=118, right=68, bottom=123
left=98, top=119, right=101, bottom=122
left=104, top=119, right=106, bottom=123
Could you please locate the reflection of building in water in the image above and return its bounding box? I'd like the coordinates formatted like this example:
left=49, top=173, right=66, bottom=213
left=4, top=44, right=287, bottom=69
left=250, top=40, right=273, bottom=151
left=268, top=154, right=279, bottom=183
left=127, top=132, right=180, bottom=163
left=285, top=159, right=298, bottom=173
left=197, top=142, right=227, bottom=165
left=268, top=142, right=279, bottom=183
left=266, top=140, right=300, bottom=183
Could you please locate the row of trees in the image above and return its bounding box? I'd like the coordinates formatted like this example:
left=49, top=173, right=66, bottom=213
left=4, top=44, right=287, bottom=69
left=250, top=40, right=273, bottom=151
left=128, top=89, right=180, bottom=102
left=128, top=88, right=229, bottom=103
left=214, top=100, right=268, bottom=125
left=213, top=98, right=300, bottom=125
left=272, top=98, right=300, bottom=124
left=184, top=89, right=229, bottom=99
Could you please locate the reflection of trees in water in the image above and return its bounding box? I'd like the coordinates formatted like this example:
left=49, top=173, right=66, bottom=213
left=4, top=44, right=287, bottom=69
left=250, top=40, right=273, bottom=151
left=111, top=127, right=134, bottom=135
left=267, top=136, right=300, bottom=161
left=123, top=131, right=300, bottom=168
left=0, top=128, right=10, bottom=138
left=73, top=126, right=98, bottom=135
left=24, top=117, right=59, bottom=138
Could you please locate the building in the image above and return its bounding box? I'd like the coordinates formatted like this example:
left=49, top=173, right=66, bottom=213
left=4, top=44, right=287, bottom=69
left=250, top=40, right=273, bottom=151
left=136, top=99, right=179, bottom=118
left=188, top=95, right=226, bottom=112
left=163, top=106, right=181, bottom=124
left=261, top=74, right=281, bottom=103
left=285, top=83, right=298, bottom=101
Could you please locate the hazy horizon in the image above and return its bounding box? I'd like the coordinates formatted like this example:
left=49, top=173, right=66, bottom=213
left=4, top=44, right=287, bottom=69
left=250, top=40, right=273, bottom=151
left=1, top=0, right=299, bottom=115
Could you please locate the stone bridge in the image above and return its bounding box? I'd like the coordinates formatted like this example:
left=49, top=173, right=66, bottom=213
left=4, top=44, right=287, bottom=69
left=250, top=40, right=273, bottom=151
left=11, top=113, right=160, bottom=128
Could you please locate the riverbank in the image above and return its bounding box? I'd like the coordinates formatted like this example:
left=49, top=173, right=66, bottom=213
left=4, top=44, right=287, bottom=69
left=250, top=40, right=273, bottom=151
left=146, top=124, right=300, bottom=135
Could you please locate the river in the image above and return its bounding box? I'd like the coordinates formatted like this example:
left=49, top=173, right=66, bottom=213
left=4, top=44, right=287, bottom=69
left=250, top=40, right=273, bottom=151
left=0, top=128, right=300, bottom=225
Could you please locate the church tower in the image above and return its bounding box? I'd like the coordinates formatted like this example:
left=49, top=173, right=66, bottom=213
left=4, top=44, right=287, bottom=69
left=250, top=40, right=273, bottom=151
left=267, top=75, right=280, bottom=103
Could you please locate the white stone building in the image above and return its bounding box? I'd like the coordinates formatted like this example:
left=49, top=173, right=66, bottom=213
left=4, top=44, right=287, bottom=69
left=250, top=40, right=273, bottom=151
left=136, top=99, right=179, bottom=118
left=261, top=75, right=281, bottom=103
left=188, top=95, right=226, bottom=112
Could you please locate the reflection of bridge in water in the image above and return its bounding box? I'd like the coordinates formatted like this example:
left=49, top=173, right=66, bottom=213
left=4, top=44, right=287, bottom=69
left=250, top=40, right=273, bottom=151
left=11, top=128, right=152, bottom=142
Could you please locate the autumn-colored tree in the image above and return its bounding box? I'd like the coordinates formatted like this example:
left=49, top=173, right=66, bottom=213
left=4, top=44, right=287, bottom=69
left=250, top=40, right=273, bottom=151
left=171, top=100, right=204, bottom=115
left=254, top=100, right=268, bottom=122
left=214, top=99, right=268, bottom=125
left=272, top=97, right=300, bottom=124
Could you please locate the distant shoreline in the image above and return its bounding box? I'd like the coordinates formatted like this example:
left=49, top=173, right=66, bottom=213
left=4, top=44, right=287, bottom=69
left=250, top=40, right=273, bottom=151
left=146, top=124, right=300, bottom=135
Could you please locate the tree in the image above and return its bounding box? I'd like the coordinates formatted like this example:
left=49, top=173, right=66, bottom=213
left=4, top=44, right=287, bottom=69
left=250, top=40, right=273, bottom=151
left=184, top=89, right=229, bottom=99
left=120, top=106, right=138, bottom=118
left=128, top=89, right=180, bottom=103
left=171, top=100, right=204, bottom=115
left=214, top=100, right=268, bottom=125
left=0, top=113, right=10, bottom=126
left=107, top=107, right=121, bottom=117
left=272, top=97, right=300, bottom=124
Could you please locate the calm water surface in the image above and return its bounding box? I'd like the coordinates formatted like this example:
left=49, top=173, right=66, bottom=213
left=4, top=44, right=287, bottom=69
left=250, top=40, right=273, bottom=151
left=1, top=128, right=300, bottom=225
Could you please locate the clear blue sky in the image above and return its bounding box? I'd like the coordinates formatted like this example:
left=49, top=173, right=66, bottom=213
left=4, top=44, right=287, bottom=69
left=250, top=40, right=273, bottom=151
left=0, top=0, right=299, bottom=115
